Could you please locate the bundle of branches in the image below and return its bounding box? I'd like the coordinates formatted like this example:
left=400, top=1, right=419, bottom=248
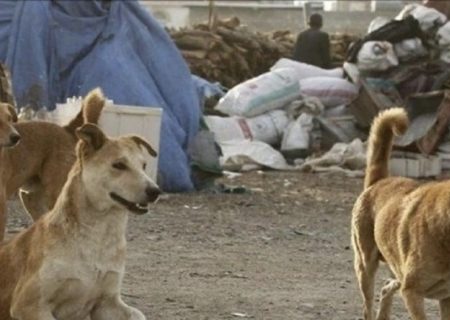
left=170, top=17, right=357, bottom=88
left=330, top=33, right=360, bottom=64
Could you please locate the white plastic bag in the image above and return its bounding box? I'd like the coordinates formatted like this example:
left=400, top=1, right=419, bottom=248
left=397, top=4, right=447, bottom=33
left=437, top=21, right=450, bottom=47
left=281, top=113, right=314, bottom=152
left=215, top=68, right=301, bottom=117
left=299, top=77, right=359, bottom=108
left=440, top=50, right=450, bottom=63
left=220, top=139, right=292, bottom=171
left=270, top=58, right=343, bottom=79
left=394, top=38, right=428, bottom=61
left=298, top=138, right=366, bottom=175
left=411, top=5, right=447, bottom=33
left=357, top=41, right=399, bottom=71
left=436, top=22, right=450, bottom=62
left=367, top=16, right=390, bottom=34
left=204, top=110, right=289, bottom=145
left=396, top=4, right=418, bottom=20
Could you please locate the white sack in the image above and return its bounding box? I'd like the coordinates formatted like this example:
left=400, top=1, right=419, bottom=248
left=357, top=41, right=399, bottom=71
left=205, top=110, right=289, bottom=145
left=394, top=38, right=428, bottom=60
left=397, top=4, right=447, bottom=33
left=215, top=68, right=301, bottom=117
left=270, top=58, right=343, bottom=79
left=299, top=77, right=359, bottom=108
left=281, top=113, right=314, bottom=152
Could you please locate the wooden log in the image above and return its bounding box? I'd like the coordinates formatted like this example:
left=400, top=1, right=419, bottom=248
left=181, top=50, right=208, bottom=60
left=216, top=27, right=261, bottom=50
left=174, top=35, right=214, bottom=51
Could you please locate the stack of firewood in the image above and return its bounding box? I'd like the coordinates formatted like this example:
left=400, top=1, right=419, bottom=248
left=169, top=17, right=358, bottom=88
left=330, top=33, right=359, bottom=64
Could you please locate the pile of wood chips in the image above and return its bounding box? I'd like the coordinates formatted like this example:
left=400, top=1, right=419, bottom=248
left=169, top=17, right=358, bottom=88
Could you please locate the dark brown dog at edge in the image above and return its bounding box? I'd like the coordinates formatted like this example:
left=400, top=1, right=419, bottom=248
left=0, top=88, right=105, bottom=241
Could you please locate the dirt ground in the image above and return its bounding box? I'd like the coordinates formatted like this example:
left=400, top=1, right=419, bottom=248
left=6, top=171, right=441, bottom=319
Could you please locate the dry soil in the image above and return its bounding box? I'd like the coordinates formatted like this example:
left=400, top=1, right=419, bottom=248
left=6, top=171, right=441, bottom=319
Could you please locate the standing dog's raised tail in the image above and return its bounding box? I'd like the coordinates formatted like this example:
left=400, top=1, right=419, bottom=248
left=64, top=88, right=105, bottom=135
left=364, top=108, right=409, bottom=189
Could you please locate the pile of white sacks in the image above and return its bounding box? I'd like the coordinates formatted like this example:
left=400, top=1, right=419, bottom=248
left=205, top=58, right=359, bottom=171
left=357, top=4, right=450, bottom=72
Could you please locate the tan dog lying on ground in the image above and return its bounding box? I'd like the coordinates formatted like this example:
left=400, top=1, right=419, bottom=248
left=0, top=89, right=104, bottom=241
left=0, top=123, right=160, bottom=320
left=352, top=107, right=450, bottom=320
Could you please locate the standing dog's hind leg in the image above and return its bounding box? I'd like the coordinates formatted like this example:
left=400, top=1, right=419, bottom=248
left=353, top=228, right=379, bottom=320
left=376, top=278, right=400, bottom=320
left=91, top=296, right=146, bottom=320
left=401, top=287, right=427, bottom=320
left=352, top=204, right=379, bottom=320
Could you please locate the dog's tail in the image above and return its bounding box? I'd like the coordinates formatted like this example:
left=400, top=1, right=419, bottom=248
left=364, top=108, right=409, bottom=189
left=65, top=88, right=105, bottom=135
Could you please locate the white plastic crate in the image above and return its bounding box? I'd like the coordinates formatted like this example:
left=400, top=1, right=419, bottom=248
left=390, top=151, right=441, bottom=178
left=54, top=99, right=162, bottom=182
left=437, top=152, right=450, bottom=171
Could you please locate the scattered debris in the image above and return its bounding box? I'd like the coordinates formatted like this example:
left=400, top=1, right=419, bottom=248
left=231, top=312, right=253, bottom=318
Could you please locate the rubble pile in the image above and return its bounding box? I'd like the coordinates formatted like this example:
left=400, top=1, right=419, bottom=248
left=344, top=3, right=450, bottom=178
left=198, top=3, right=450, bottom=178
left=170, top=18, right=356, bottom=88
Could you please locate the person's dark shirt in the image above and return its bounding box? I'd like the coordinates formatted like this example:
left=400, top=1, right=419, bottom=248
left=292, top=27, right=331, bottom=69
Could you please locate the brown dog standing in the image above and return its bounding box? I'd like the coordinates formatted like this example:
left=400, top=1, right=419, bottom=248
left=0, top=89, right=104, bottom=241
left=352, top=107, right=450, bottom=320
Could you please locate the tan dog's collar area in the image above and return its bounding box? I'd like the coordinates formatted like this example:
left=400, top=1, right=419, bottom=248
left=110, top=192, right=149, bottom=214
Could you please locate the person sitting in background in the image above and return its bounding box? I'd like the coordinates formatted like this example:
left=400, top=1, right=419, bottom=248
left=292, top=13, right=331, bottom=69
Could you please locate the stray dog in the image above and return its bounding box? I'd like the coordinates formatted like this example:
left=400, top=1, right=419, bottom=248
left=0, top=89, right=104, bottom=241
left=0, top=123, right=160, bottom=320
left=352, top=108, right=450, bottom=320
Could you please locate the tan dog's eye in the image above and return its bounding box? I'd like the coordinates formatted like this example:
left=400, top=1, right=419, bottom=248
left=143, top=163, right=147, bottom=170
left=112, top=162, right=127, bottom=170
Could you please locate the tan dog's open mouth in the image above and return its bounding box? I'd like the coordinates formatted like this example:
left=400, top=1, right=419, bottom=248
left=110, top=192, right=148, bottom=214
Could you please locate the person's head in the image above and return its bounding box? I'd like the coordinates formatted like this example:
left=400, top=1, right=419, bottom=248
left=309, top=13, right=323, bottom=29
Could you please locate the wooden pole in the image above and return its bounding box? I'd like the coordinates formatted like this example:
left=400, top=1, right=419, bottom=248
left=208, top=0, right=215, bottom=29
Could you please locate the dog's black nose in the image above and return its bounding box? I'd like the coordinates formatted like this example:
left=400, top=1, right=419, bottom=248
left=146, top=186, right=161, bottom=202
left=9, top=133, right=20, bottom=145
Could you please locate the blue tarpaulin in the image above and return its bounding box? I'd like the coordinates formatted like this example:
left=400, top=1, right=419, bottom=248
left=0, top=0, right=201, bottom=192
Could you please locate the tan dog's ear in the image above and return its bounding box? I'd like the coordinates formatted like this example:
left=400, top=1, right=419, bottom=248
left=6, top=104, right=17, bottom=122
left=76, top=124, right=106, bottom=150
left=130, top=136, right=157, bottom=157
